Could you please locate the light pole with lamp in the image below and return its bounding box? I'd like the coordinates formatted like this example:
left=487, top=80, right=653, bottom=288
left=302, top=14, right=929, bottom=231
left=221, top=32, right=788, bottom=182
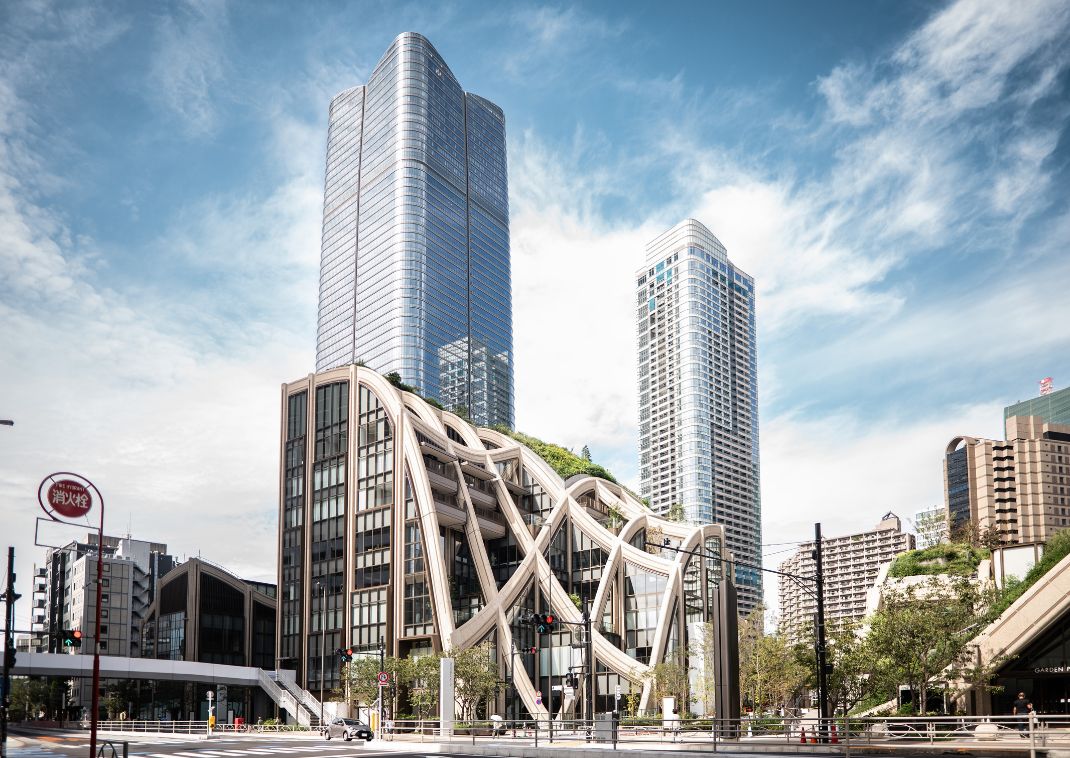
left=316, top=582, right=325, bottom=728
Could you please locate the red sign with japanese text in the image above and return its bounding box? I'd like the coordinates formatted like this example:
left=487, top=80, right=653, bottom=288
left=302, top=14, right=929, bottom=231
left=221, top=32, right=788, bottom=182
left=45, top=479, right=93, bottom=519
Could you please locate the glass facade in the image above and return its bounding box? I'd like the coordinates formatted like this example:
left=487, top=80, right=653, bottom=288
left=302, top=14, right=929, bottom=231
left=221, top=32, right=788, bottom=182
left=637, top=219, right=762, bottom=615
left=281, top=392, right=306, bottom=676
left=946, top=444, right=971, bottom=532
left=1004, top=385, right=1070, bottom=427
left=309, top=382, right=348, bottom=690
left=315, top=32, right=514, bottom=428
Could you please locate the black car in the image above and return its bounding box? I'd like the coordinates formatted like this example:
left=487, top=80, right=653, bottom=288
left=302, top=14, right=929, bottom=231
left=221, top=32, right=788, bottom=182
left=323, top=717, right=374, bottom=742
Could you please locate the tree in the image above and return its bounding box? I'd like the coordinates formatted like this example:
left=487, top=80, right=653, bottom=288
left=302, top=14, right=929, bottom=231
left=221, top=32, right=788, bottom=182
left=581, top=445, right=592, bottom=461
left=9, top=677, right=56, bottom=721
left=865, top=576, right=981, bottom=714
left=346, top=655, right=384, bottom=713
left=451, top=642, right=499, bottom=720
left=738, top=606, right=807, bottom=713
left=395, top=651, right=441, bottom=721
left=914, top=509, right=948, bottom=549
left=666, top=503, right=685, bottom=523
left=690, top=621, right=719, bottom=716
left=644, top=654, right=690, bottom=714
left=824, top=620, right=879, bottom=715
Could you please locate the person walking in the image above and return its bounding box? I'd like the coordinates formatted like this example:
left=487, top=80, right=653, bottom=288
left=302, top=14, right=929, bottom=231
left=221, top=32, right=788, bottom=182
left=1012, top=691, right=1033, bottom=731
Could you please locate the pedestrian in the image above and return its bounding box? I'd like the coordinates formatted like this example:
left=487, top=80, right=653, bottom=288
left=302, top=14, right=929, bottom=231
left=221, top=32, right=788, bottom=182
left=1012, top=691, right=1033, bottom=731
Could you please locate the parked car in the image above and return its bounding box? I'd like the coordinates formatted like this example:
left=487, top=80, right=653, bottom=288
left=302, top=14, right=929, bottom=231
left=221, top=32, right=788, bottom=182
left=323, top=717, right=374, bottom=742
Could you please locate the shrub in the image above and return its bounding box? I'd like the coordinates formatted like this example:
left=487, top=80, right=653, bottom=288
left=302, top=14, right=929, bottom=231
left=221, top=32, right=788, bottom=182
left=887, top=543, right=988, bottom=578
left=989, top=529, right=1070, bottom=617
left=491, top=427, right=619, bottom=484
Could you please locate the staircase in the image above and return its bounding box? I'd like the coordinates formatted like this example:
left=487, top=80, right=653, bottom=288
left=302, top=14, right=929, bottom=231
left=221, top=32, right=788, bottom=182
left=257, top=670, right=317, bottom=726
left=272, top=672, right=324, bottom=726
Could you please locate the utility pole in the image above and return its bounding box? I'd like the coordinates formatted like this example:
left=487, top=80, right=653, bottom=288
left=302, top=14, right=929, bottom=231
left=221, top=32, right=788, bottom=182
left=813, top=523, right=830, bottom=738
left=584, top=598, right=594, bottom=741
left=2, top=547, right=20, bottom=758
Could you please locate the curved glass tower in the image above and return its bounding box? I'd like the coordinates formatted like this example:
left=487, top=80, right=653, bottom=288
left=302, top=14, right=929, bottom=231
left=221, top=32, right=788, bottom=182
left=316, top=32, right=513, bottom=428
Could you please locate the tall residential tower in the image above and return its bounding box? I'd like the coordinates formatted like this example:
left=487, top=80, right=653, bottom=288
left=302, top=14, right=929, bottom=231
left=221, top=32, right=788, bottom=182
left=637, top=219, right=762, bottom=614
left=315, top=32, right=513, bottom=428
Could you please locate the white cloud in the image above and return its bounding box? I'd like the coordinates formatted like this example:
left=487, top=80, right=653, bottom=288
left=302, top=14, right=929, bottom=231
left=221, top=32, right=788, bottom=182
left=0, top=8, right=319, bottom=625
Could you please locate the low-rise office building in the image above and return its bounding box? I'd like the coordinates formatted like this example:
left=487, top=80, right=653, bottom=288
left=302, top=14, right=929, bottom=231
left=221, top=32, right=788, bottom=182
left=140, top=557, right=277, bottom=721
left=278, top=365, right=740, bottom=719
left=40, top=535, right=175, bottom=716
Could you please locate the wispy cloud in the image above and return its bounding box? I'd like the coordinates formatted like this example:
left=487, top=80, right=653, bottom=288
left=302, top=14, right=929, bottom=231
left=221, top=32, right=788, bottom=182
left=147, top=0, right=229, bottom=137
left=497, top=4, right=627, bottom=84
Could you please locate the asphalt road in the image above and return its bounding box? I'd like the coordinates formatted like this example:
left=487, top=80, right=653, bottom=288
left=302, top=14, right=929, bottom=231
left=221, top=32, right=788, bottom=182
left=5, top=731, right=493, bottom=758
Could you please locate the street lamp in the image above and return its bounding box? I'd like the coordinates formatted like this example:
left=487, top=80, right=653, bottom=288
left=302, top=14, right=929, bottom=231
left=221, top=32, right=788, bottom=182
left=316, top=581, right=326, bottom=727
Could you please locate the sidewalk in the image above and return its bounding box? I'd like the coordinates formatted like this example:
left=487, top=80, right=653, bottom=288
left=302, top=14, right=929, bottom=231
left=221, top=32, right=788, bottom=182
left=402, top=733, right=1066, bottom=758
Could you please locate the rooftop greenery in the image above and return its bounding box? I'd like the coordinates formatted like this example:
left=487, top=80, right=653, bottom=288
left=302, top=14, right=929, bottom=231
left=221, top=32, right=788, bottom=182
left=988, top=528, right=1070, bottom=617
left=491, top=426, right=619, bottom=484
left=380, top=370, right=622, bottom=486
left=886, top=543, right=989, bottom=578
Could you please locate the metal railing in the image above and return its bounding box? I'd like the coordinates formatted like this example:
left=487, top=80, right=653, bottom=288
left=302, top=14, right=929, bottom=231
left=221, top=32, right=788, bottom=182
left=91, top=720, right=207, bottom=735
left=375, top=713, right=1070, bottom=753
left=89, top=720, right=319, bottom=735
left=258, top=669, right=312, bottom=727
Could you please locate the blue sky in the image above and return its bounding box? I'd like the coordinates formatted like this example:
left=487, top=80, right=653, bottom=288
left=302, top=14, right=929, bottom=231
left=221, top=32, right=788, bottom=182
left=2, top=0, right=1069, bottom=620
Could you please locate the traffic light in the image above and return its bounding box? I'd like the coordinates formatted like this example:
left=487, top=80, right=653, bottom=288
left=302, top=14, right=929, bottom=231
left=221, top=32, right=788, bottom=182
left=345, top=648, right=353, bottom=662
left=530, top=612, right=556, bottom=634
left=4, top=646, right=16, bottom=670
left=335, top=648, right=354, bottom=663
left=62, top=630, right=83, bottom=648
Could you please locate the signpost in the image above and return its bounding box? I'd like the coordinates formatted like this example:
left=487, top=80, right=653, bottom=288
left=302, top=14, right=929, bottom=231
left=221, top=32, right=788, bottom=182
left=377, top=672, right=388, bottom=737
left=37, top=473, right=104, bottom=758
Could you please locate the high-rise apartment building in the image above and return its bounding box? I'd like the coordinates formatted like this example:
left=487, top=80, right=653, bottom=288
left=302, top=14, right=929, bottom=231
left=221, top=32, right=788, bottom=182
left=315, top=32, right=513, bottom=428
left=944, top=416, right=1070, bottom=544
left=1005, top=384, right=1070, bottom=427
left=778, top=513, right=915, bottom=644
left=636, top=219, right=761, bottom=614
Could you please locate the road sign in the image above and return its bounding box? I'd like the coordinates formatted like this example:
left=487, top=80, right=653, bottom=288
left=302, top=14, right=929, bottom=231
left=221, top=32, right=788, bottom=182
left=377, top=671, right=389, bottom=685
left=615, top=684, right=621, bottom=697
left=535, top=694, right=542, bottom=706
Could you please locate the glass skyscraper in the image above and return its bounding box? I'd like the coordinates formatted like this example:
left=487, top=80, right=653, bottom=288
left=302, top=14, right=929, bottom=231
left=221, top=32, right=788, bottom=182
left=315, top=32, right=514, bottom=428
left=637, top=219, right=762, bottom=615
